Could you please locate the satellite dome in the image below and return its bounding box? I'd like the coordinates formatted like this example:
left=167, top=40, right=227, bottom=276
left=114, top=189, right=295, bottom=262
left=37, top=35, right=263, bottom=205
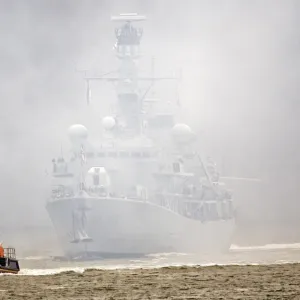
left=102, top=116, right=116, bottom=130
left=171, top=123, right=193, bottom=143
left=68, top=124, right=88, bottom=141
left=172, top=123, right=192, bottom=136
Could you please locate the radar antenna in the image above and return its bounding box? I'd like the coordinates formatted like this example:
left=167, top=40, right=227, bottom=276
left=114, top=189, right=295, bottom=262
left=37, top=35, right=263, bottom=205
left=111, top=13, right=146, bottom=22
left=78, top=13, right=181, bottom=134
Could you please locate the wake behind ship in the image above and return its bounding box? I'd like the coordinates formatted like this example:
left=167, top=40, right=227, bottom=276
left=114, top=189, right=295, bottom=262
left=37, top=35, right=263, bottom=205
left=46, top=13, right=235, bottom=259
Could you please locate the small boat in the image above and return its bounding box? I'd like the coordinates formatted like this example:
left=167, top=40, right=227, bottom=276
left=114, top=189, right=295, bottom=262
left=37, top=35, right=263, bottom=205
left=0, top=247, right=20, bottom=274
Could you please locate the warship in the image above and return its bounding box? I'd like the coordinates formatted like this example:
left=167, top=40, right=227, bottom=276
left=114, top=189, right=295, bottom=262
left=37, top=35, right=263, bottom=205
left=46, top=13, right=235, bottom=259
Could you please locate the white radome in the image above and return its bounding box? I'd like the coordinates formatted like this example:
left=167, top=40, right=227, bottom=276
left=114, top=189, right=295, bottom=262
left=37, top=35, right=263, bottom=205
left=172, top=123, right=192, bottom=137
left=68, top=124, right=88, bottom=141
left=102, top=116, right=116, bottom=130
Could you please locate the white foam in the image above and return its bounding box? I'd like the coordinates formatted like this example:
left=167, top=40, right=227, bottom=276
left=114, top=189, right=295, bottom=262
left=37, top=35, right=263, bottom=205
left=230, top=243, right=300, bottom=251
left=21, top=256, right=49, bottom=261
left=19, top=267, right=85, bottom=276
left=15, top=259, right=298, bottom=276
left=12, top=244, right=300, bottom=276
left=147, top=252, right=188, bottom=258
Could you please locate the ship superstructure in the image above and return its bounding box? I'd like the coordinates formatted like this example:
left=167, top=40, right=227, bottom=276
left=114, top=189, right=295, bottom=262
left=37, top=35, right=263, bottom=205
left=46, top=13, right=235, bottom=258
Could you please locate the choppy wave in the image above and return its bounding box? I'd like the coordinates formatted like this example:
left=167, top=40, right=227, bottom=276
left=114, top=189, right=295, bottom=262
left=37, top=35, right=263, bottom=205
left=5, top=242, right=300, bottom=276
left=19, top=256, right=49, bottom=260
left=16, top=262, right=247, bottom=276
left=17, top=261, right=297, bottom=276
left=19, top=267, right=86, bottom=276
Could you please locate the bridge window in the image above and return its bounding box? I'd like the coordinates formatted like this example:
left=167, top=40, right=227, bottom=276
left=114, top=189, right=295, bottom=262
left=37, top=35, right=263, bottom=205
left=173, top=162, right=180, bottom=173
left=132, top=152, right=141, bottom=158
left=120, top=151, right=129, bottom=158
left=148, top=114, right=174, bottom=129
left=142, top=152, right=150, bottom=158
left=108, top=152, right=117, bottom=158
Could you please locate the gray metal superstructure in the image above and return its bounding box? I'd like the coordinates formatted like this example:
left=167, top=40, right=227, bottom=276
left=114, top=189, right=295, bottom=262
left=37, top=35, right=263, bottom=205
left=46, top=14, right=235, bottom=258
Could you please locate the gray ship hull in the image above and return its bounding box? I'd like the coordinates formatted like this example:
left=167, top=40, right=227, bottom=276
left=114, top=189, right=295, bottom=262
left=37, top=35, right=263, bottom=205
left=46, top=197, right=235, bottom=258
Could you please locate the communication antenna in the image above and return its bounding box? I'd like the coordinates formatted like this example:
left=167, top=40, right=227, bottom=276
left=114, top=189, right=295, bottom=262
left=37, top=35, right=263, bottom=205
left=60, top=143, right=64, bottom=158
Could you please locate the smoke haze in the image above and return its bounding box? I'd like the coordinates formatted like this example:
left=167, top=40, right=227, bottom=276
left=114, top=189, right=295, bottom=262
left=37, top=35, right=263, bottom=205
left=0, top=0, right=299, bottom=246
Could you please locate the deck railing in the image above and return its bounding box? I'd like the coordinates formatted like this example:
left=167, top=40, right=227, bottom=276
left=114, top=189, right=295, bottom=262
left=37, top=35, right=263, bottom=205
left=4, top=248, right=16, bottom=259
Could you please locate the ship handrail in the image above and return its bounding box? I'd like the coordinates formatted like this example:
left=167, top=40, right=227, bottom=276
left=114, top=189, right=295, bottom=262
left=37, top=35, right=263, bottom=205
left=4, top=248, right=16, bottom=259
left=83, top=76, right=179, bottom=82
left=155, top=192, right=230, bottom=203
left=53, top=173, right=74, bottom=178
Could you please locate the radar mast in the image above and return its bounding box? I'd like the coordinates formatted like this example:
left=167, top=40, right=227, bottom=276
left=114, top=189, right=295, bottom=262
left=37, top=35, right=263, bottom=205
left=82, top=13, right=180, bottom=136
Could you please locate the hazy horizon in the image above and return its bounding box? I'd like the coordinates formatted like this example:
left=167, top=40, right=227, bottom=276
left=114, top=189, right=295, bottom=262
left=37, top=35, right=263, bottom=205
left=0, top=0, right=299, bottom=247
